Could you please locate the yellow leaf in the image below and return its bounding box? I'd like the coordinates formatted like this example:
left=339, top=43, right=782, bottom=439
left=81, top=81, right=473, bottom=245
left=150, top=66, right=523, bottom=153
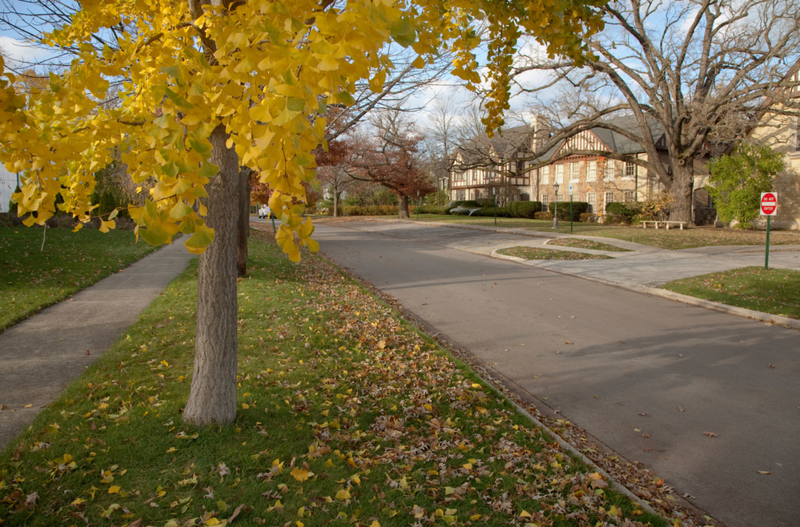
left=520, top=510, right=532, bottom=518
left=335, top=488, right=351, bottom=500
left=290, top=467, right=313, bottom=482
left=108, top=486, right=121, bottom=494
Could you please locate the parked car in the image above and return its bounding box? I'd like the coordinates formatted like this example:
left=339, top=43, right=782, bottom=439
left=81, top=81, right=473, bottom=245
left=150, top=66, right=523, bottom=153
left=258, top=204, right=271, bottom=218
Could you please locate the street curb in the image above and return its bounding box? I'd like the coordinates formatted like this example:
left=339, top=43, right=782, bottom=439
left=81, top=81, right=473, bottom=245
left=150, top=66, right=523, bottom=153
left=485, top=384, right=665, bottom=520
left=491, top=250, right=800, bottom=330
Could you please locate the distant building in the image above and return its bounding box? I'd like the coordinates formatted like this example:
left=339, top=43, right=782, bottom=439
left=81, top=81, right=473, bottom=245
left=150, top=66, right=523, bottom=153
left=449, top=116, right=671, bottom=215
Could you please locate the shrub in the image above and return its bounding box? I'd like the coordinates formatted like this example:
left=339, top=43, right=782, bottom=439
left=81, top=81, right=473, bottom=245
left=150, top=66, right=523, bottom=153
left=534, top=211, right=553, bottom=220
left=707, top=144, right=784, bottom=229
left=445, top=200, right=481, bottom=214
left=549, top=201, right=589, bottom=221
left=605, top=202, right=641, bottom=222
left=508, top=201, right=543, bottom=218
left=98, top=189, right=117, bottom=217
left=472, top=206, right=510, bottom=217
left=416, top=204, right=449, bottom=214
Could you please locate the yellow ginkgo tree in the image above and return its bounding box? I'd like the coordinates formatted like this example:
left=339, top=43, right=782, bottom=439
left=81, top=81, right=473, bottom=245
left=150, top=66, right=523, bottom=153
left=0, top=0, right=604, bottom=425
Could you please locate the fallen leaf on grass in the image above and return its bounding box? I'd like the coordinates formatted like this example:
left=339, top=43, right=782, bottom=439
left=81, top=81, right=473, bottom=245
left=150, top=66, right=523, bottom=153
left=228, top=503, right=246, bottom=523
left=290, top=467, right=313, bottom=482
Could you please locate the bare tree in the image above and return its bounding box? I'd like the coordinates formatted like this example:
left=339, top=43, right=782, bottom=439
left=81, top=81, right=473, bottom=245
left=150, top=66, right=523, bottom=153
left=423, top=96, right=460, bottom=197
left=347, top=109, right=435, bottom=217
left=506, top=0, right=800, bottom=222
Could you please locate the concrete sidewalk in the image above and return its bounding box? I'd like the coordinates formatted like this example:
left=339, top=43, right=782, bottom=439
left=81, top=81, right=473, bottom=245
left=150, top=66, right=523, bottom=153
left=0, top=241, right=195, bottom=451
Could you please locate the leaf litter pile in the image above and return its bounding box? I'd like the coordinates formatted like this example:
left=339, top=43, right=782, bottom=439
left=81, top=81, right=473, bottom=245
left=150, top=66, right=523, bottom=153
left=2, top=229, right=693, bottom=527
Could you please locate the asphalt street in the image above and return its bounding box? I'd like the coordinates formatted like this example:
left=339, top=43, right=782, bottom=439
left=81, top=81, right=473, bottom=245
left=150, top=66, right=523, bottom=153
left=313, top=220, right=800, bottom=527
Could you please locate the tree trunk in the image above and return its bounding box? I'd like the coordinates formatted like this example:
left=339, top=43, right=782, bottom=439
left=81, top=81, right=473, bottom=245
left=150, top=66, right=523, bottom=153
left=183, top=125, right=240, bottom=426
left=333, top=189, right=339, bottom=217
left=398, top=194, right=409, bottom=218
left=237, top=167, right=251, bottom=277
left=668, top=163, right=694, bottom=223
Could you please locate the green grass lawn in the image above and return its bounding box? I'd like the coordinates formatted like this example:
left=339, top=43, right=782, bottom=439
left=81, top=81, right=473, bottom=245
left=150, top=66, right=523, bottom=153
left=497, top=246, right=613, bottom=260
left=0, top=229, right=667, bottom=527
left=410, top=215, right=800, bottom=250
left=662, top=267, right=800, bottom=319
left=546, top=239, right=632, bottom=252
left=0, top=226, right=157, bottom=332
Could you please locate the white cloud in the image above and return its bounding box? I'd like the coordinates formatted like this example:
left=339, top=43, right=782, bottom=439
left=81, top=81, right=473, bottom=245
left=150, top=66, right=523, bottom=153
left=0, top=36, right=53, bottom=68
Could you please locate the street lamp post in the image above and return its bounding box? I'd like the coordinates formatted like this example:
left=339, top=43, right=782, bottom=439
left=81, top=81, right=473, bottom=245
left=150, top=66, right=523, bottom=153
left=492, top=187, right=497, bottom=226
left=552, top=182, right=560, bottom=229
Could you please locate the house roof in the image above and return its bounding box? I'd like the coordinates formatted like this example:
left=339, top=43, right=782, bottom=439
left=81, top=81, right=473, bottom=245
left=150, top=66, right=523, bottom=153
left=453, top=114, right=667, bottom=169
left=455, top=125, right=532, bottom=165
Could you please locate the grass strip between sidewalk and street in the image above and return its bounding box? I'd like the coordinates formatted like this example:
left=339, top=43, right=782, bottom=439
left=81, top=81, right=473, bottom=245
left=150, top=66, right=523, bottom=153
left=661, top=267, right=800, bottom=319
left=0, top=226, right=157, bottom=332
left=545, top=239, right=632, bottom=252
left=497, top=246, right=614, bottom=261
left=0, top=229, right=668, bottom=527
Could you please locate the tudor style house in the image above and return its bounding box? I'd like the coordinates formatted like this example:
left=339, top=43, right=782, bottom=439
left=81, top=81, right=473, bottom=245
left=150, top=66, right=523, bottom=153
left=450, top=116, right=670, bottom=215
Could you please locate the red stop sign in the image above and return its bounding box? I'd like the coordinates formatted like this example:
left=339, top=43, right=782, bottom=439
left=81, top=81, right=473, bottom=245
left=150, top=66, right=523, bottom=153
left=761, top=192, right=777, bottom=216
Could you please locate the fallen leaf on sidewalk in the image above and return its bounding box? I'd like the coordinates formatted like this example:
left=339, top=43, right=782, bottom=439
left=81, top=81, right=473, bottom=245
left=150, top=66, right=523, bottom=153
left=678, top=406, right=685, bottom=412
left=757, top=471, right=771, bottom=475
left=703, top=431, right=718, bottom=438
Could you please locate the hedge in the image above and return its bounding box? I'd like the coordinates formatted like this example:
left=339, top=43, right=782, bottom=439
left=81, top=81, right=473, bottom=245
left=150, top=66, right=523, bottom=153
left=471, top=206, right=510, bottom=217
left=605, top=202, right=641, bottom=222
left=416, top=204, right=450, bottom=214
left=548, top=201, right=590, bottom=221
left=342, top=205, right=400, bottom=216
left=508, top=201, right=543, bottom=218
left=445, top=200, right=481, bottom=214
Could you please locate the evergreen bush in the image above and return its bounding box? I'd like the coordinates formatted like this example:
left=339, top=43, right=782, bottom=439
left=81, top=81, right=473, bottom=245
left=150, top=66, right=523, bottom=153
left=508, top=201, right=543, bottom=218
left=549, top=201, right=589, bottom=221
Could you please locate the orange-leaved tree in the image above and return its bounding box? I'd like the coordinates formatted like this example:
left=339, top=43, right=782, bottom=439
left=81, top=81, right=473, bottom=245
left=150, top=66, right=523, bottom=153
left=0, top=0, right=604, bottom=425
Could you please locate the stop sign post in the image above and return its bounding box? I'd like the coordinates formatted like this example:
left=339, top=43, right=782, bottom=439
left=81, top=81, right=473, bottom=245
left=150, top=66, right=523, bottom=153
left=761, top=192, right=777, bottom=269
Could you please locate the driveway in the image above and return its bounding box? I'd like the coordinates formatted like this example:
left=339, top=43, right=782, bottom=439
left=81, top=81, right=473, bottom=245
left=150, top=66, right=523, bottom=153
left=314, top=219, right=800, bottom=527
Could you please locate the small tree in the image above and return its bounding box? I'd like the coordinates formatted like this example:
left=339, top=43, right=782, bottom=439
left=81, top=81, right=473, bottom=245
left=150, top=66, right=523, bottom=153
left=707, top=144, right=785, bottom=229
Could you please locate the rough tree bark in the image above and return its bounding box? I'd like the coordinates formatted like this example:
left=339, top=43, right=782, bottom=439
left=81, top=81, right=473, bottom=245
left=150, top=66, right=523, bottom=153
left=237, top=166, right=251, bottom=277
left=669, top=164, right=695, bottom=223
left=183, top=125, right=240, bottom=426
left=398, top=194, right=409, bottom=218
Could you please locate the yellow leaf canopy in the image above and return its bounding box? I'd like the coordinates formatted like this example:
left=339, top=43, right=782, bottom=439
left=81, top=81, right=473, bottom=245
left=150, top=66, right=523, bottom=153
left=0, top=0, right=603, bottom=258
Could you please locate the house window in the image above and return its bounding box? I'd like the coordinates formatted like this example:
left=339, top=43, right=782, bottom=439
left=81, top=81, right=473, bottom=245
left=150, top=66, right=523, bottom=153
left=570, top=162, right=580, bottom=182
left=456, top=190, right=466, bottom=200
left=541, top=166, right=549, bottom=184
left=604, top=191, right=614, bottom=212
left=541, top=194, right=549, bottom=207
left=605, top=160, right=614, bottom=180
left=555, top=164, right=564, bottom=184
left=587, top=161, right=597, bottom=182
left=520, top=193, right=530, bottom=201
left=587, top=192, right=596, bottom=212
left=623, top=190, right=635, bottom=202
left=625, top=160, right=637, bottom=179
